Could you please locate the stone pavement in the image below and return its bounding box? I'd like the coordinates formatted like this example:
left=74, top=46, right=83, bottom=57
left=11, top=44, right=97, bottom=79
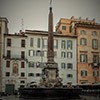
left=0, top=95, right=100, bottom=100
left=80, top=95, right=100, bottom=100
left=0, top=95, right=20, bottom=100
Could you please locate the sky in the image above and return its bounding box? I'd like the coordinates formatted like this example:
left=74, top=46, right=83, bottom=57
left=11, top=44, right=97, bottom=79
left=0, top=0, right=100, bottom=33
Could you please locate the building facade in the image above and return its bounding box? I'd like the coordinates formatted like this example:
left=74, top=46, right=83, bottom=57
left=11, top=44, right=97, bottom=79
left=56, top=16, right=100, bottom=85
left=1, top=30, right=77, bottom=92
left=0, top=17, right=9, bottom=92
left=3, top=33, right=27, bottom=93
left=1, top=16, right=100, bottom=93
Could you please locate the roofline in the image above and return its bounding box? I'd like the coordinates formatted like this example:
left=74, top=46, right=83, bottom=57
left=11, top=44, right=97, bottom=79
left=0, top=17, right=9, bottom=23
left=4, top=33, right=27, bottom=37
left=25, top=30, right=48, bottom=33
left=76, top=23, right=100, bottom=29
left=4, top=30, right=77, bottom=38
left=25, top=30, right=77, bottom=38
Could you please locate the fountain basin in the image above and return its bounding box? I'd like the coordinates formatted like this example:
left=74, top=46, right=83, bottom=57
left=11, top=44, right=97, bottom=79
left=18, top=87, right=82, bottom=99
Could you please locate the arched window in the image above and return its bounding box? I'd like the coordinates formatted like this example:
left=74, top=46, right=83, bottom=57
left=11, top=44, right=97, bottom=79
left=37, top=38, right=41, bottom=48
left=67, top=52, right=72, bottom=59
left=80, top=30, right=86, bottom=35
left=67, top=40, right=72, bottom=50
left=61, top=63, right=66, bottom=69
left=80, top=38, right=87, bottom=45
left=30, top=38, right=34, bottom=47
left=61, top=40, right=66, bottom=49
left=92, top=39, right=98, bottom=49
left=54, top=39, right=58, bottom=49
left=42, top=38, right=47, bottom=48
left=61, top=51, right=66, bottom=58
left=92, top=31, right=97, bottom=36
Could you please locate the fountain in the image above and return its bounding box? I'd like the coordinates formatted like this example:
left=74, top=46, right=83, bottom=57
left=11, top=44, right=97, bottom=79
left=18, top=0, right=82, bottom=99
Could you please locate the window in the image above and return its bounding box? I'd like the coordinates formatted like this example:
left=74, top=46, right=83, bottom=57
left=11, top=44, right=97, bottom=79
left=80, top=54, right=87, bottom=63
left=92, top=31, right=97, bottom=36
left=36, top=50, right=41, bottom=56
left=6, top=72, right=10, bottom=77
left=43, top=51, right=47, bottom=57
left=81, top=70, right=87, bottom=77
left=80, top=30, right=86, bottom=35
left=42, top=39, right=47, bottom=48
left=0, top=27, right=1, bottom=34
left=61, top=51, right=66, bottom=58
left=92, top=39, right=98, bottom=49
left=21, top=72, right=25, bottom=77
left=21, top=39, right=25, bottom=47
left=61, top=63, right=66, bottom=69
left=36, top=73, right=41, bottom=77
left=67, top=74, right=73, bottom=78
left=67, top=40, right=72, bottom=50
left=37, top=38, right=41, bottom=48
left=62, top=25, right=66, bottom=30
left=67, top=63, right=73, bottom=69
left=39, top=51, right=43, bottom=57
left=54, top=39, right=58, bottom=49
left=12, top=63, right=18, bottom=74
left=28, top=62, right=34, bottom=68
left=67, top=52, right=72, bottom=58
left=20, top=85, right=25, bottom=88
left=6, top=61, right=10, bottom=68
left=80, top=38, right=87, bottom=45
left=61, top=40, right=66, bottom=49
left=21, top=62, right=25, bottom=68
left=80, top=80, right=88, bottom=84
left=69, top=25, right=72, bottom=33
left=7, top=50, right=11, bottom=58
left=54, top=51, right=57, bottom=58
left=7, top=38, right=11, bottom=47
left=28, top=73, right=34, bottom=77
left=93, top=54, right=99, bottom=63
left=39, top=62, right=46, bottom=68
left=21, top=51, right=25, bottom=59
left=30, top=38, right=34, bottom=47
left=93, top=70, right=99, bottom=77
left=20, top=80, right=25, bottom=83
left=36, top=62, right=40, bottom=67
left=29, top=50, right=35, bottom=56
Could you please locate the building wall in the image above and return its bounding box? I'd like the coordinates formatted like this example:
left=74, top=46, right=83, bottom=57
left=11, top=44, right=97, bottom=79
left=77, top=27, right=100, bottom=84
left=2, top=34, right=27, bottom=92
left=0, top=17, right=8, bottom=92
left=56, top=17, right=100, bottom=85
left=56, top=18, right=74, bottom=35
left=2, top=31, right=77, bottom=92
left=26, top=32, right=77, bottom=85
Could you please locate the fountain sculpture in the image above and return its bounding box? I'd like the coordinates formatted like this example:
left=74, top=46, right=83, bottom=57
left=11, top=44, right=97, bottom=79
left=39, top=6, right=62, bottom=88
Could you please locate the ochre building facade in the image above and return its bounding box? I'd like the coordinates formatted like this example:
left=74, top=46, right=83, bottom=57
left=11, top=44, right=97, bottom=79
left=56, top=16, right=100, bottom=85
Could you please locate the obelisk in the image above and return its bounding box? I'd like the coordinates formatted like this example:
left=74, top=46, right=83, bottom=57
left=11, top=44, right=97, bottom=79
left=41, top=0, right=62, bottom=87
left=47, top=1, right=54, bottom=63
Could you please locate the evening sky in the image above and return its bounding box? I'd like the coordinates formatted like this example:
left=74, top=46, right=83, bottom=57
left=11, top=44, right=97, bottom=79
left=0, top=0, right=100, bottom=33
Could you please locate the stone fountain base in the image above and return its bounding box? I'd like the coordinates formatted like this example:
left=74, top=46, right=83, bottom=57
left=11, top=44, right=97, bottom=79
left=18, top=87, right=82, bottom=99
